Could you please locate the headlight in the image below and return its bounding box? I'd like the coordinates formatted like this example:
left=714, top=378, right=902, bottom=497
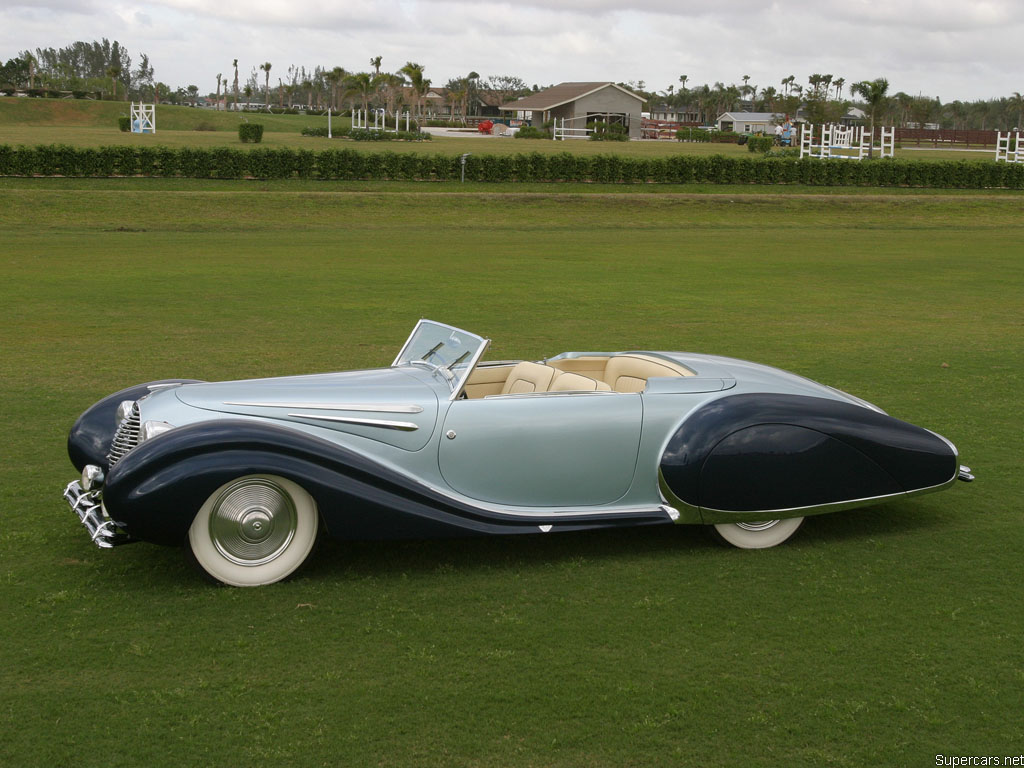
left=115, top=400, right=136, bottom=425
left=140, top=420, right=175, bottom=442
left=81, top=464, right=105, bottom=491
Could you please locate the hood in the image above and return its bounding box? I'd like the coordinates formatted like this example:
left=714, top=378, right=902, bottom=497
left=173, top=367, right=440, bottom=451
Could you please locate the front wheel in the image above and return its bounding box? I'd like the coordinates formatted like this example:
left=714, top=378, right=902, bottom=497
left=188, top=474, right=319, bottom=586
left=711, top=517, right=804, bottom=549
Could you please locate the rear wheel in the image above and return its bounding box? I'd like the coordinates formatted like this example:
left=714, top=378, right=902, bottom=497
left=188, top=474, right=318, bottom=586
left=712, top=517, right=804, bottom=549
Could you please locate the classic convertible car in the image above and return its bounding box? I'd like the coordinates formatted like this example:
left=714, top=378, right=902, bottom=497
left=64, top=319, right=973, bottom=586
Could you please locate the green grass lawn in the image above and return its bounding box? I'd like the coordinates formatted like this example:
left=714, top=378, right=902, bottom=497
left=0, top=181, right=1021, bottom=767
left=0, top=97, right=1000, bottom=162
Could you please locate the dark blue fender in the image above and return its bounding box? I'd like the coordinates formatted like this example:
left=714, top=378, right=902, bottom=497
left=67, top=380, right=204, bottom=472
left=104, top=420, right=671, bottom=546
left=660, top=393, right=958, bottom=514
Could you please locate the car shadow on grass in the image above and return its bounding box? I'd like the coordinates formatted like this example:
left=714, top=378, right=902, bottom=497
left=798, top=499, right=948, bottom=544
left=303, top=500, right=946, bottom=582
left=305, top=523, right=709, bottom=582
left=75, top=499, right=949, bottom=589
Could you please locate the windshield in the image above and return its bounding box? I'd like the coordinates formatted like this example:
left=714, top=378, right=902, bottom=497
left=392, top=320, right=489, bottom=399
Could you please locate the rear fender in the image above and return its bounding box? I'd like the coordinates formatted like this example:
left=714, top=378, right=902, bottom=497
left=659, top=393, right=958, bottom=521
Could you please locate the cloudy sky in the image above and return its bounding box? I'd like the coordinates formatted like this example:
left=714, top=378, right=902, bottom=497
left=3, top=0, right=1021, bottom=102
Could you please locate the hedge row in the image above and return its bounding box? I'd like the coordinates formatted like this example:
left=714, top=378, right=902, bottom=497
left=238, top=124, right=264, bottom=143
left=2, top=144, right=1023, bottom=188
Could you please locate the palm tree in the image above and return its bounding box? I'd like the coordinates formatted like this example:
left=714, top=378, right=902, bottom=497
left=347, top=72, right=374, bottom=115
left=850, top=78, right=889, bottom=157
left=1010, top=92, right=1024, bottom=130
left=891, top=91, right=913, bottom=127
left=232, top=59, right=239, bottom=111
left=260, top=62, right=272, bottom=108
left=379, top=73, right=405, bottom=117
left=833, top=77, right=845, bottom=100
left=400, top=62, right=428, bottom=119
left=325, top=67, right=345, bottom=112
left=466, top=71, right=480, bottom=116
left=693, top=83, right=711, bottom=124
left=370, top=56, right=382, bottom=75
left=215, top=73, right=222, bottom=110
left=106, top=65, right=121, bottom=100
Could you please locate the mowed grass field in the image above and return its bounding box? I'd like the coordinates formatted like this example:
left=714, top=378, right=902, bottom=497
left=1, top=180, right=1022, bottom=767
left=0, top=97, right=1000, bottom=161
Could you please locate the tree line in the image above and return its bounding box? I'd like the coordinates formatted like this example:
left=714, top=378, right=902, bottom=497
left=645, top=73, right=1024, bottom=132
left=0, top=41, right=533, bottom=121
left=2, top=41, right=1022, bottom=131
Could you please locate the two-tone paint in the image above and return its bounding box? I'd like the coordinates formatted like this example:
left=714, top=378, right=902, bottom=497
left=65, top=324, right=971, bottom=562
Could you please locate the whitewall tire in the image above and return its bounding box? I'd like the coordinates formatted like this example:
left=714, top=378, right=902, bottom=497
left=188, top=474, right=319, bottom=586
left=712, top=517, right=805, bottom=549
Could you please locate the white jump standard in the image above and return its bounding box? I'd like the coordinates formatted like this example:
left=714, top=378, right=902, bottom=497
left=130, top=103, right=155, bottom=134
left=800, top=123, right=893, bottom=160
left=995, top=132, right=1022, bottom=163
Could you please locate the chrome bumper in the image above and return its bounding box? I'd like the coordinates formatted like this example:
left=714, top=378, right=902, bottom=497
left=63, top=480, right=133, bottom=548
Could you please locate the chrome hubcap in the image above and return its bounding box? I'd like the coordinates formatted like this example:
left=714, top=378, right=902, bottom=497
left=735, top=520, right=780, bottom=532
left=209, top=478, right=297, bottom=566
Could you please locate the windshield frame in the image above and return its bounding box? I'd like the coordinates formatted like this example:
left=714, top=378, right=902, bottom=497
left=392, top=319, right=490, bottom=401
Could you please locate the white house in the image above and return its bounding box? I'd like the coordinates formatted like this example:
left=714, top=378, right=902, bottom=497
left=715, top=112, right=785, bottom=134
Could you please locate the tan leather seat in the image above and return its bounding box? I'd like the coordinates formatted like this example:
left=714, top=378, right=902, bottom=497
left=549, top=371, right=612, bottom=392
left=500, top=361, right=556, bottom=395
left=603, top=355, right=692, bottom=393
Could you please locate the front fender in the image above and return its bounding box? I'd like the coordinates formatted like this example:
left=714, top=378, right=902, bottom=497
left=104, top=419, right=670, bottom=546
left=67, top=380, right=203, bottom=472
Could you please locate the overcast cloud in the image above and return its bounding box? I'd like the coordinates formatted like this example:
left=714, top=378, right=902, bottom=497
left=2, top=0, right=1020, bottom=101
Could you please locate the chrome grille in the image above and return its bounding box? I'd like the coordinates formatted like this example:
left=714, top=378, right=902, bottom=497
left=107, top=402, right=141, bottom=467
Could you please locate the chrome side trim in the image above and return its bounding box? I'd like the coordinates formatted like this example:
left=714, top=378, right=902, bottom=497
left=657, top=471, right=704, bottom=524
left=659, top=504, right=681, bottom=522
left=958, top=465, right=975, bottom=482
left=697, top=471, right=961, bottom=524
left=225, top=401, right=424, bottom=414
left=286, top=413, right=419, bottom=431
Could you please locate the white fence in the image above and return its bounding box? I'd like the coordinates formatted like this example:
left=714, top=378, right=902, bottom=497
left=352, top=109, right=412, bottom=132
left=553, top=113, right=630, bottom=141
left=800, top=124, right=893, bottom=160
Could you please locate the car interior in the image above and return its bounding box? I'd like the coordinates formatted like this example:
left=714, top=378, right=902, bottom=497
left=462, top=355, right=695, bottom=399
